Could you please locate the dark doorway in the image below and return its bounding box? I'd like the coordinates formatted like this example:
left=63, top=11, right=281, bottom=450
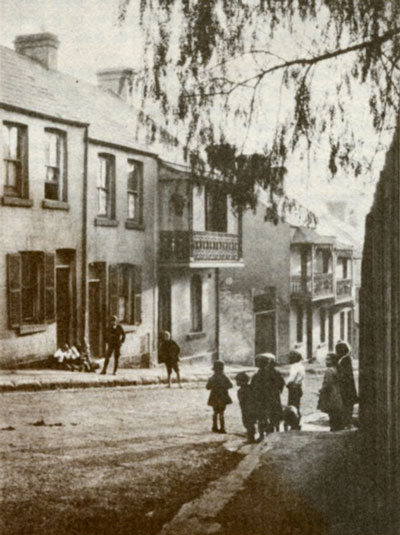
left=56, top=267, right=70, bottom=347
left=306, top=306, right=313, bottom=361
left=158, top=275, right=171, bottom=334
left=89, top=280, right=102, bottom=358
left=255, top=311, right=276, bottom=355
left=329, top=310, right=334, bottom=351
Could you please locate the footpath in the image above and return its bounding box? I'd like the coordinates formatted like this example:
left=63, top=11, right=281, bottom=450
left=160, top=429, right=373, bottom=535
left=0, top=361, right=328, bottom=393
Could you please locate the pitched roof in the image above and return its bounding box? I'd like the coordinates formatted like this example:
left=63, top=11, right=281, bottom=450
left=290, top=226, right=336, bottom=245
left=0, top=44, right=156, bottom=155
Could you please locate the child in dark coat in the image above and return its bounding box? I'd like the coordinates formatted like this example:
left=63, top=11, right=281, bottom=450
left=236, top=372, right=257, bottom=443
left=206, top=360, right=233, bottom=433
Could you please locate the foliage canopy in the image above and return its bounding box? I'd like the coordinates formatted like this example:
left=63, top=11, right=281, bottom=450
left=119, top=0, right=400, bottom=221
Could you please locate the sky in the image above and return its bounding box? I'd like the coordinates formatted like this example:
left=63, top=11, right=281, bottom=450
left=0, top=0, right=142, bottom=83
left=1, top=0, right=391, bottom=237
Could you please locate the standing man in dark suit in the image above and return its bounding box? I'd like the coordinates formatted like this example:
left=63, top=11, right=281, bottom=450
left=101, top=316, right=125, bottom=375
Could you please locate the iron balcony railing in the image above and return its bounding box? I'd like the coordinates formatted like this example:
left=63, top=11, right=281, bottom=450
left=159, top=230, right=241, bottom=263
left=290, top=273, right=334, bottom=298
left=336, top=278, right=353, bottom=298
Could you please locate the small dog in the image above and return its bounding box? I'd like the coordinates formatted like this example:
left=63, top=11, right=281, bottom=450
left=282, top=405, right=301, bottom=431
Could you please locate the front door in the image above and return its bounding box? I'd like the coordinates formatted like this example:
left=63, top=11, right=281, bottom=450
left=56, top=267, right=70, bottom=347
left=158, top=275, right=171, bottom=334
left=255, top=311, right=276, bottom=355
left=89, top=281, right=102, bottom=358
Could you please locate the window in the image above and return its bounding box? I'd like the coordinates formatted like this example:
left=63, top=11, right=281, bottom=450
left=320, top=308, right=326, bottom=343
left=322, top=251, right=330, bottom=274
left=190, top=274, right=203, bottom=332
left=340, top=311, right=345, bottom=340
left=44, top=130, right=67, bottom=201
left=338, top=257, right=349, bottom=279
left=206, top=186, right=228, bottom=232
left=296, top=305, right=303, bottom=343
left=97, top=154, right=115, bottom=218
left=7, top=252, right=55, bottom=328
left=3, top=122, right=28, bottom=197
left=109, top=264, right=141, bottom=325
left=127, top=160, right=143, bottom=223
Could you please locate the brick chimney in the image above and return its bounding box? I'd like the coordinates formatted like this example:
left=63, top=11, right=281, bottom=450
left=14, top=32, right=60, bottom=70
left=96, top=68, right=134, bottom=100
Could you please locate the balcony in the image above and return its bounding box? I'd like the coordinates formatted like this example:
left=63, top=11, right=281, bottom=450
left=336, top=278, right=353, bottom=300
left=159, top=231, right=241, bottom=266
left=291, top=273, right=334, bottom=300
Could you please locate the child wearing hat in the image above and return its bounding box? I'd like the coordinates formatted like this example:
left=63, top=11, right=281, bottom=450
left=236, top=371, right=257, bottom=443
left=206, top=360, right=233, bottom=433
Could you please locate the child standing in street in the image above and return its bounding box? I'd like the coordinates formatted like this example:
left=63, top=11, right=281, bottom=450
left=236, top=371, right=257, bottom=443
left=286, top=349, right=305, bottom=429
left=206, top=360, right=233, bottom=433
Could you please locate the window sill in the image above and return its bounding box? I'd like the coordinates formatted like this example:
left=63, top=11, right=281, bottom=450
left=42, top=199, right=70, bottom=211
left=186, top=331, right=207, bottom=341
left=2, top=196, right=33, bottom=208
left=19, top=324, right=47, bottom=335
left=125, top=220, right=145, bottom=231
left=95, top=218, right=119, bottom=227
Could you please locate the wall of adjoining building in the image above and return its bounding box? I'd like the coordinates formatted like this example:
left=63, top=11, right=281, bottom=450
left=167, top=268, right=217, bottom=361
left=86, top=144, right=158, bottom=366
left=219, top=205, right=291, bottom=363
left=0, top=109, right=85, bottom=366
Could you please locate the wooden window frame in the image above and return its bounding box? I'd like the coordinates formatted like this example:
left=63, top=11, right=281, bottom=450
left=127, top=159, right=143, bottom=225
left=44, top=129, right=67, bottom=202
left=108, top=263, right=142, bottom=325
left=97, top=153, right=116, bottom=219
left=205, top=186, right=228, bottom=233
left=3, top=122, right=28, bottom=199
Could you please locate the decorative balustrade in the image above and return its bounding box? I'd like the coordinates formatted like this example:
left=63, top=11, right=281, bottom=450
left=313, top=273, right=334, bottom=296
left=290, top=273, right=334, bottom=298
left=336, top=278, right=352, bottom=297
left=159, top=231, right=241, bottom=263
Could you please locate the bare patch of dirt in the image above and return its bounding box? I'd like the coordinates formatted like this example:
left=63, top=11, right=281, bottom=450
left=1, top=442, right=242, bottom=535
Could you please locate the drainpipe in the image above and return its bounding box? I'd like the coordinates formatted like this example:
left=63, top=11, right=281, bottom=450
left=215, top=267, right=220, bottom=361
left=80, top=125, right=89, bottom=343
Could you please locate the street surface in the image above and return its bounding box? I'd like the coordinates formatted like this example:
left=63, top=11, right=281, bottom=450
left=0, top=374, right=324, bottom=534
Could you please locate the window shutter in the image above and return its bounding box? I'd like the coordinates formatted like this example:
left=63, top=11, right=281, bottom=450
left=109, top=264, right=119, bottom=318
left=7, top=254, right=22, bottom=328
left=44, top=253, right=55, bottom=322
left=134, top=265, right=142, bottom=325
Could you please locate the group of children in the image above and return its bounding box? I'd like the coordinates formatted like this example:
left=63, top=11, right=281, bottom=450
left=51, top=341, right=98, bottom=372
left=206, top=350, right=305, bottom=442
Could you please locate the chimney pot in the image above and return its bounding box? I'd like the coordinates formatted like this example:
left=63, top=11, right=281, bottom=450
left=96, top=68, right=134, bottom=101
left=14, top=32, right=60, bottom=70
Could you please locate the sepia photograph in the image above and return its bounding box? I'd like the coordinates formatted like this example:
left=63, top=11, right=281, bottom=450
left=0, top=1, right=399, bottom=534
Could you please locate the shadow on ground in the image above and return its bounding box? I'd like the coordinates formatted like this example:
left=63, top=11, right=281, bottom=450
left=218, top=430, right=377, bottom=535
